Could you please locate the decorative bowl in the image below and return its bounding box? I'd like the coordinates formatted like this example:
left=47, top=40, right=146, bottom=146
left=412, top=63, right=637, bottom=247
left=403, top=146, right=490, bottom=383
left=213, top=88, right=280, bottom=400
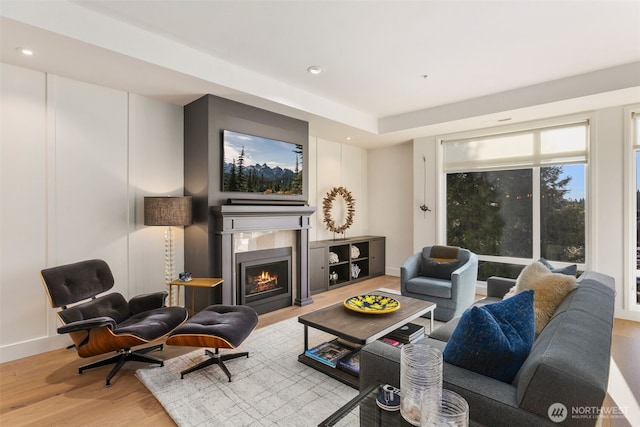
left=344, top=294, right=400, bottom=314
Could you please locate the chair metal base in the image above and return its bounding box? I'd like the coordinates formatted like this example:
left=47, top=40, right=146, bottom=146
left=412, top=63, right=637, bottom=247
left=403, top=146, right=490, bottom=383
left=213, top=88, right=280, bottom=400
left=78, top=344, right=164, bottom=387
left=180, top=348, right=249, bottom=382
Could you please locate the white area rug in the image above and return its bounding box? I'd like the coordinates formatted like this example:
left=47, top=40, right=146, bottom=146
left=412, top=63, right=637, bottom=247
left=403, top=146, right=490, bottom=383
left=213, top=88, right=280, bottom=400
left=136, top=317, right=359, bottom=426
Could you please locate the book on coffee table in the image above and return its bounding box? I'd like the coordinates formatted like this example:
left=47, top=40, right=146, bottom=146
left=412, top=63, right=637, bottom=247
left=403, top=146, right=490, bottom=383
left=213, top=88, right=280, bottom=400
left=387, top=322, right=425, bottom=344
left=305, top=340, right=353, bottom=368
left=337, top=351, right=360, bottom=375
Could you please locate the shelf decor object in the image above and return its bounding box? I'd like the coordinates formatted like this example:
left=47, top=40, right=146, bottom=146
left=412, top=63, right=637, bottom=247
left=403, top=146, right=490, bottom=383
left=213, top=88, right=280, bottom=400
left=343, top=294, right=400, bottom=314
left=144, top=196, right=193, bottom=306
left=322, top=186, right=355, bottom=236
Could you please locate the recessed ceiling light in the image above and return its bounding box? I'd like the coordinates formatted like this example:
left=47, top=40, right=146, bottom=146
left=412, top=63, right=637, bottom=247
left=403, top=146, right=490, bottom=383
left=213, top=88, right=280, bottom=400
left=345, top=137, right=352, bottom=141
left=16, top=47, right=36, bottom=56
left=307, top=66, right=324, bottom=75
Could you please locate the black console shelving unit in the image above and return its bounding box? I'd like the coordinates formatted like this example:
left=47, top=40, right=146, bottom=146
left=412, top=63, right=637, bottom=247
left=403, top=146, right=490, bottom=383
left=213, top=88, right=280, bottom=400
left=309, top=236, right=385, bottom=295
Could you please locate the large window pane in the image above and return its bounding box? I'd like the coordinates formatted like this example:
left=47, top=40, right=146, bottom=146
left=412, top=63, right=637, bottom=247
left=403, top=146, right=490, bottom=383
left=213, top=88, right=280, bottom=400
left=540, top=165, right=586, bottom=263
left=447, top=169, right=532, bottom=257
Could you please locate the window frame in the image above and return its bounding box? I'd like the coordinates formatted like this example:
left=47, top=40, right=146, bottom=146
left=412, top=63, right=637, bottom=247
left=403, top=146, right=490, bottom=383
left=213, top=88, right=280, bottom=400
left=623, top=105, right=640, bottom=312
left=436, top=113, right=591, bottom=275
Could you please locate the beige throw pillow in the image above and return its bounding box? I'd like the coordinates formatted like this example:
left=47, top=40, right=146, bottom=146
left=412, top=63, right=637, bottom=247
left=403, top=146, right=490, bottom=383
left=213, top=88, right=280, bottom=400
left=530, top=275, right=576, bottom=333
left=515, top=261, right=552, bottom=291
left=506, top=261, right=577, bottom=334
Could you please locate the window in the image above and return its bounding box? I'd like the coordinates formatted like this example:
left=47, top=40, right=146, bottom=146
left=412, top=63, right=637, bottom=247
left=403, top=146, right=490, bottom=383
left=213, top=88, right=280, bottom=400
left=443, top=121, right=587, bottom=280
left=634, top=114, right=640, bottom=304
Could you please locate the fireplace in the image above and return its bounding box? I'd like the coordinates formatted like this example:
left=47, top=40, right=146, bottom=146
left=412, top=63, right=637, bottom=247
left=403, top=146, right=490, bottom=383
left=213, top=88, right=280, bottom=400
left=237, top=247, right=292, bottom=315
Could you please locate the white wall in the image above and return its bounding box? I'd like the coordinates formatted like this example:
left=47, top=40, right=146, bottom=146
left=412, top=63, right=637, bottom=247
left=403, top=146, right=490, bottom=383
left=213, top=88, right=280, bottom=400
left=309, top=137, right=368, bottom=241
left=0, top=63, right=184, bottom=362
left=367, top=142, right=414, bottom=276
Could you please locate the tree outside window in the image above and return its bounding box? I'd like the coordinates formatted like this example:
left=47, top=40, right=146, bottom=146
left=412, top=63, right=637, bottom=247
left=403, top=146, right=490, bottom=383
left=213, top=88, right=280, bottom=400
left=447, top=165, right=585, bottom=280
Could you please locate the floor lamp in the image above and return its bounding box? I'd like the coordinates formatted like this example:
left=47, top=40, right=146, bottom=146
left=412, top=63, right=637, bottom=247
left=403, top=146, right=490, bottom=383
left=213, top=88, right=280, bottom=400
left=144, top=196, right=193, bottom=306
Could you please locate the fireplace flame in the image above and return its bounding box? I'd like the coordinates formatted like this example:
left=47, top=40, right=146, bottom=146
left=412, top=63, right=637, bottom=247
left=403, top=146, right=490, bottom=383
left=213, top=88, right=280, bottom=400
left=258, top=270, right=278, bottom=286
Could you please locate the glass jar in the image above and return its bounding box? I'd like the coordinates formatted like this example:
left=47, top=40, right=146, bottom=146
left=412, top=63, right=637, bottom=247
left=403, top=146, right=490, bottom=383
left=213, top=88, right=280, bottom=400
left=421, top=388, right=469, bottom=427
left=400, top=343, right=443, bottom=426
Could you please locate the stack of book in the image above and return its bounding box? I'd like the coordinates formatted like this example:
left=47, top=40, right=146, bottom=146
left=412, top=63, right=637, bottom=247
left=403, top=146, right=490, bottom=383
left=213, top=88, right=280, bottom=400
left=305, top=339, right=361, bottom=376
left=386, top=323, right=425, bottom=344
left=305, top=340, right=354, bottom=368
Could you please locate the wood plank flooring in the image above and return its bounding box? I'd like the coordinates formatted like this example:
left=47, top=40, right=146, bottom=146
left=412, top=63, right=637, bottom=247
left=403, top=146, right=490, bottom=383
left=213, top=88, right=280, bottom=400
left=1, top=275, right=637, bottom=426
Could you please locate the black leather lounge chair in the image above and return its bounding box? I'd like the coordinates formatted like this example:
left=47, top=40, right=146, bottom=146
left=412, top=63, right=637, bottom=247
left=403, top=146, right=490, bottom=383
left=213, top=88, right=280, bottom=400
left=40, top=259, right=188, bottom=386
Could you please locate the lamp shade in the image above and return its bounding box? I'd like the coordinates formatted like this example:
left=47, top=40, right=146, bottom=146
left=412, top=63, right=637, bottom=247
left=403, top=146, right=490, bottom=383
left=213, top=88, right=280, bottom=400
left=144, top=196, right=193, bottom=226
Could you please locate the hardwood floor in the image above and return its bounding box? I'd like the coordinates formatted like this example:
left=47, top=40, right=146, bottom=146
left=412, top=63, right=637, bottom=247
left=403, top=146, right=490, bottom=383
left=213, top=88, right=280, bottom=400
left=1, top=275, right=637, bottom=426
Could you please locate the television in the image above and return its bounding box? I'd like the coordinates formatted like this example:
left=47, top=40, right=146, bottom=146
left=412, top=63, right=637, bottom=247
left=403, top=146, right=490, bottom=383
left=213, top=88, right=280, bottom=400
left=222, top=130, right=303, bottom=196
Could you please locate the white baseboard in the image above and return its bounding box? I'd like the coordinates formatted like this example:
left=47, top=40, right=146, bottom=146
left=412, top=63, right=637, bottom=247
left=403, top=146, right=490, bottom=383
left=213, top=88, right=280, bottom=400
left=614, top=308, right=640, bottom=322
left=0, top=334, right=70, bottom=363
left=385, top=267, right=400, bottom=277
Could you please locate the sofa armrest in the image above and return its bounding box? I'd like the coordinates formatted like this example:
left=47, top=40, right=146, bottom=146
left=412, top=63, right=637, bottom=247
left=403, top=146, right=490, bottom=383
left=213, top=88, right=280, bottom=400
left=360, top=340, right=403, bottom=391
left=486, top=276, right=516, bottom=298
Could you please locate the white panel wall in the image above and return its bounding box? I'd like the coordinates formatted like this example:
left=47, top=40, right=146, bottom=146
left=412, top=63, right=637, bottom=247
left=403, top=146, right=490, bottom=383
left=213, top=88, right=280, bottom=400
left=0, top=64, right=49, bottom=347
left=368, top=142, right=414, bottom=276
left=412, top=136, right=439, bottom=252
left=0, top=64, right=184, bottom=362
left=311, top=137, right=368, bottom=241
left=129, top=94, right=184, bottom=297
left=51, top=76, right=130, bottom=295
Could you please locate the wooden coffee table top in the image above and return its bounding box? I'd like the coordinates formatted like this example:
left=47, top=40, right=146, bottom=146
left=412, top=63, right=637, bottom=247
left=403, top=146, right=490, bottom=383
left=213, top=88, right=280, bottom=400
left=298, top=291, right=436, bottom=345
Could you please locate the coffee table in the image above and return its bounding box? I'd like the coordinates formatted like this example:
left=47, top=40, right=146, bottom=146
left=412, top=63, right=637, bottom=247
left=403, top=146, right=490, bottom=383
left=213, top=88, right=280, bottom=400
left=318, top=383, right=485, bottom=427
left=298, top=291, right=436, bottom=388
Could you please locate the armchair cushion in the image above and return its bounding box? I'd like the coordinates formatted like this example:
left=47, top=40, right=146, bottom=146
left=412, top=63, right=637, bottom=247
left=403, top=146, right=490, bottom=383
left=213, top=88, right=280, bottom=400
left=405, top=277, right=452, bottom=298
left=443, top=290, right=535, bottom=383
left=58, top=293, right=130, bottom=325
left=421, top=258, right=464, bottom=280
left=129, top=291, right=167, bottom=315
left=115, top=307, right=188, bottom=341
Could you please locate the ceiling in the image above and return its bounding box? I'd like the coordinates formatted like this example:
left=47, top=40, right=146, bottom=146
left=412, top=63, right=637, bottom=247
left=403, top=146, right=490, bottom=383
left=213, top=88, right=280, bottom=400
left=2, top=1, right=640, bottom=148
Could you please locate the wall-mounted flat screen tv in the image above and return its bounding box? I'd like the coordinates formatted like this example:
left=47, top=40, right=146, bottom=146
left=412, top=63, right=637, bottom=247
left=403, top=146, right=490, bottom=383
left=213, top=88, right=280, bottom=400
left=222, top=130, right=303, bottom=195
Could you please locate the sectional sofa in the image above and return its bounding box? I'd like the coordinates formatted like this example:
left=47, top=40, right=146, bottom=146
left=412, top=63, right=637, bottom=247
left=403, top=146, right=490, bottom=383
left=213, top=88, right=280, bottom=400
left=360, top=271, right=615, bottom=426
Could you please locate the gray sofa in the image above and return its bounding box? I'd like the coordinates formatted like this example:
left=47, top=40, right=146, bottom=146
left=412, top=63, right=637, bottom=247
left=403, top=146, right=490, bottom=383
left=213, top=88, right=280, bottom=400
left=360, top=271, right=615, bottom=427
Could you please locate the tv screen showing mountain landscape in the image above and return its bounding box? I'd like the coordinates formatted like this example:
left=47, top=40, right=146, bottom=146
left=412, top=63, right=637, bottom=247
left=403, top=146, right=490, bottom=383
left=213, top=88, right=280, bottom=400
left=222, top=130, right=303, bottom=195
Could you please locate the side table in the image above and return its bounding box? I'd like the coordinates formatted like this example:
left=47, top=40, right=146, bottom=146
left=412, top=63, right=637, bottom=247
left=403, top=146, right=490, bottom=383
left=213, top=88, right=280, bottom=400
left=168, top=278, right=223, bottom=316
left=319, top=383, right=484, bottom=427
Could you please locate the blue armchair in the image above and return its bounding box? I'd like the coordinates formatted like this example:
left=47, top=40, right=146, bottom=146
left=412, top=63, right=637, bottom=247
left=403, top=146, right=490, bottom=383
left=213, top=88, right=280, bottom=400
left=401, top=246, right=478, bottom=321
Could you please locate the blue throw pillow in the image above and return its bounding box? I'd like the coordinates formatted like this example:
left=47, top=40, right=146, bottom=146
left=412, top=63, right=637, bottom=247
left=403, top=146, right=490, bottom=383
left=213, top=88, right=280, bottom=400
left=443, top=290, right=535, bottom=383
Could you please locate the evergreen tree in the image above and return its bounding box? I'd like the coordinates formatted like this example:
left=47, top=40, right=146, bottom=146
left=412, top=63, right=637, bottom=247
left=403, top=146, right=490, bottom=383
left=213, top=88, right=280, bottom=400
left=540, top=166, right=585, bottom=262
left=291, top=151, right=303, bottom=194
left=226, top=160, right=238, bottom=191
left=237, top=147, right=246, bottom=191
left=447, top=172, right=505, bottom=256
